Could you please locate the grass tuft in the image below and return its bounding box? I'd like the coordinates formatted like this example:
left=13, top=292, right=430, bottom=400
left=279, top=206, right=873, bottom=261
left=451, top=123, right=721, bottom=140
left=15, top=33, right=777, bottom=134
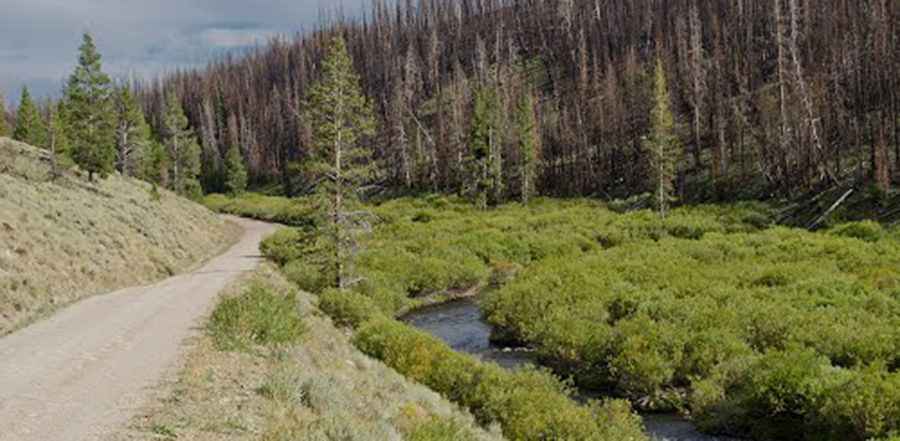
left=208, top=283, right=305, bottom=351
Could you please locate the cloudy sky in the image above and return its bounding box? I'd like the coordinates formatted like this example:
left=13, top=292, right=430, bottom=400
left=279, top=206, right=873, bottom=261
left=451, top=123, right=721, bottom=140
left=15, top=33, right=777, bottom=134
left=0, top=0, right=361, bottom=106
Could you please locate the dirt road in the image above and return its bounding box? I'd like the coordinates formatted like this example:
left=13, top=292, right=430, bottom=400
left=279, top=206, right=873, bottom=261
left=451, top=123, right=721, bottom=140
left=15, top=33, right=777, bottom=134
left=0, top=217, right=278, bottom=441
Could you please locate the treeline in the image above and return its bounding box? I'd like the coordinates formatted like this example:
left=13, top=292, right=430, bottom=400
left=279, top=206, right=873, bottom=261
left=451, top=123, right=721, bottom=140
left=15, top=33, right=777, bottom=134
left=0, top=34, right=248, bottom=197
left=133, top=0, right=897, bottom=202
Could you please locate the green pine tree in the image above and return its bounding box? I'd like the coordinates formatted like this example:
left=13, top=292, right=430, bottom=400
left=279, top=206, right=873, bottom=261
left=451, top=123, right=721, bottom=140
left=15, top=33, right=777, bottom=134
left=45, top=101, right=69, bottom=179
left=44, top=100, right=74, bottom=179
left=515, top=90, right=540, bottom=203
left=162, top=90, right=202, bottom=198
left=113, top=87, right=152, bottom=177
left=141, top=140, right=169, bottom=187
left=468, top=85, right=502, bottom=209
left=224, top=143, right=248, bottom=195
left=303, top=35, right=377, bottom=289
left=47, top=100, right=72, bottom=161
left=643, top=58, right=683, bottom=218
left=13, top=87, right=46, bottom=148
left=65, top=33, right=115, bottom=181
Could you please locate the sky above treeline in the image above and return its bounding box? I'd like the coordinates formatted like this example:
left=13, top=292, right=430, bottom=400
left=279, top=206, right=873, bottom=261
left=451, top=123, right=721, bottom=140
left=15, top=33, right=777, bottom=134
left=0, top=0, right=361, bottom=106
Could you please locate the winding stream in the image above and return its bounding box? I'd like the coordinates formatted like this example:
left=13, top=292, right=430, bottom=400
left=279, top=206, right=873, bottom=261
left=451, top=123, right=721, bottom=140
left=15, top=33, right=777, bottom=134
left=403, top=298, right=739, bottom=441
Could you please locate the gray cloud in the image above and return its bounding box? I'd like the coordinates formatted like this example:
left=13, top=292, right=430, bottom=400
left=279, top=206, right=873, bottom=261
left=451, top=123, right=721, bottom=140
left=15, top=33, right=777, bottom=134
left=0, top=0, right=362, bottom=106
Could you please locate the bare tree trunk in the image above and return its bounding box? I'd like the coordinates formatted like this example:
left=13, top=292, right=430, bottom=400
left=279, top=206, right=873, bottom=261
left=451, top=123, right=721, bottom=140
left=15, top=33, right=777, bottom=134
left=775, top=0, right=791, bottom=190
left=689, top=3, right=707, bottom=174
left=875, top=113, right=891, bottom=192
left=787, top=0, right=833, bottom=185
left=334, top=89, right=345, bottom=290
left=48, top=107, right=59, bottom=181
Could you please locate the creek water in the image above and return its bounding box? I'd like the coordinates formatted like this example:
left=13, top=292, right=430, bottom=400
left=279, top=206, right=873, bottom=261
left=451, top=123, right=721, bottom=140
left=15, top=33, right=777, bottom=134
left=403, top=297, right=739, bottom=441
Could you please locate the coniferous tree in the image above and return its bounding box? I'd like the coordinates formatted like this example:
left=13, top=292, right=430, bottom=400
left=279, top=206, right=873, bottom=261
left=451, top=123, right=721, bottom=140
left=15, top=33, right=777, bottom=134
left=516, top=90, right=540, bottom=203
left=0, top=91, right=8, bottom=138
left=66, top=33, right=115, bottom=181
left=47, top=100, right=72, bottom=163
left=113, top=87, right=152, bottom=177
left=224, top=143, right=248, bottom=195
left=13, top=87, right=46, bottom=148
left=468, top=85, right=500, bottom=209
left=303, top=35, right=377, bottom=289
left=141, top=140, right=169, bottom=187
left=161, top=90, right=202, bottom=198
left=45, top=103, right=68, bottom=180
left=643, top=58, right=682, bottom=218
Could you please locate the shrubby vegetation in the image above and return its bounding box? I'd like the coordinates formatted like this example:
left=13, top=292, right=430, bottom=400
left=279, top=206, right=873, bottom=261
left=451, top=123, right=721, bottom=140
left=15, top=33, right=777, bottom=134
left=483, top=217, right=900, bottom=440
left=212, top=193, right=900, bottom=440
left=354, top=317, right=647, bottom=441
left=238, top=195, right=779, bottom=440
left=203, top=192, right=316, bottom=226
left=208, top=282, right=305, bottom=351
left=259, top=195, right=771, bottom=316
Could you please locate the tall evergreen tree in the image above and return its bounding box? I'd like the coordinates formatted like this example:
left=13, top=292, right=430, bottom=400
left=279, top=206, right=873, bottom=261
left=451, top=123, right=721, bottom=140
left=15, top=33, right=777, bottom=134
left=13, top=87, right=46, bottom=148
left=515, top=90, right=540, bottom=203
left=45, top=102, right=71, bottom=180
left=141, top=140, right=169, bottom=187
left=65, top=33, right=115, bottom=181
left=47, top=100, right=72, bottom=160
left=113, top=87, right=152, bottom=177
left=643, top=58, right=682, bottom=218
left=468, top=85, right=501, bottom=209
left=303, top=36, right=377, bottom=289
left=161, top=90, right=202, bottom=198
left=224, top=143, right=248, bottom=195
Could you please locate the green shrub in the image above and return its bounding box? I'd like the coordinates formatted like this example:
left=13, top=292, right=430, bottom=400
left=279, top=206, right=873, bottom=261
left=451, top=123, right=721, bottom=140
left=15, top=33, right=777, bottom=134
left=829, top=221, right=885, bottom=242
left=260, top=228, right=313, bottom=265
left=353, top=318, right=648, bottom=441
left=282, top=259, right=328, bottom=293
left=202, top=193, right=316, bottom=226
left=318, top=289, right=383, bottom=327
left=412, top=210, right=434, bottom=223
left=406, top=417, right=476, bottom=441
left=208, top=283, right=305, bottom=351
left=817, top=365, right=900, bottom=440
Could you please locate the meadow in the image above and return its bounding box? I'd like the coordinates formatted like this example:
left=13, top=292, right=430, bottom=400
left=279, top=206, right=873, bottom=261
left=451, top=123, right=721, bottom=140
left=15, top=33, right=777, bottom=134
left=207, top=193, right=900, bottom=441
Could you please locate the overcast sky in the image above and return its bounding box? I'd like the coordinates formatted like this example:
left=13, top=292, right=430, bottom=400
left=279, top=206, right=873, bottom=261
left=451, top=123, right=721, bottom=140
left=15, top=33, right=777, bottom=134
left=0, top=0, right=360, bottom=106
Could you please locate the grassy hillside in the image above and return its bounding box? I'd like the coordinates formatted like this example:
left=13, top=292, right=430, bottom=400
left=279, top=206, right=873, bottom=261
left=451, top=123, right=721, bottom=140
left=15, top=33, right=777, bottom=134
left=0, top=138, right=240, bottom=335
left=111, top=264, right=502, bottom=441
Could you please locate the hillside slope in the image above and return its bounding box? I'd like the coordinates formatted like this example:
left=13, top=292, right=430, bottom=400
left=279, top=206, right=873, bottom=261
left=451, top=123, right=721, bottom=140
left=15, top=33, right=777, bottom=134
left=0, top=137, right=240, bottom=334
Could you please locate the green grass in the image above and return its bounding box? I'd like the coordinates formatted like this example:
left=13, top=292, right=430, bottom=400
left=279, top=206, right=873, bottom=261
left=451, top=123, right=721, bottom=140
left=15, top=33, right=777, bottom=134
left=208, top=282, right=306, bottom=351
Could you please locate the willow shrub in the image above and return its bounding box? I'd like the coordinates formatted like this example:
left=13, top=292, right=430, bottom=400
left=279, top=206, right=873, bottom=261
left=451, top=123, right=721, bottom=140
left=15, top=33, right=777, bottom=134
left=354, top=317, right=647, bottom=441
left=483, top=223, right=900, bottom=440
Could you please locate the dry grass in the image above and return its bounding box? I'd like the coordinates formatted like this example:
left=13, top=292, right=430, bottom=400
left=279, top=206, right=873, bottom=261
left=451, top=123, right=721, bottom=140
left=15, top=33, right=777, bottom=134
left=0, top=138, right=241, bottom=335
left=109, top=264, right=504, bottom=441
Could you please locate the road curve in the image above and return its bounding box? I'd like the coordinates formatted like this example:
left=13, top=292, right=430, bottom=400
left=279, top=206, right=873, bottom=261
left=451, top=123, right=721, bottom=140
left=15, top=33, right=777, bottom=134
left=0, top=216, right=278, bottom=441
